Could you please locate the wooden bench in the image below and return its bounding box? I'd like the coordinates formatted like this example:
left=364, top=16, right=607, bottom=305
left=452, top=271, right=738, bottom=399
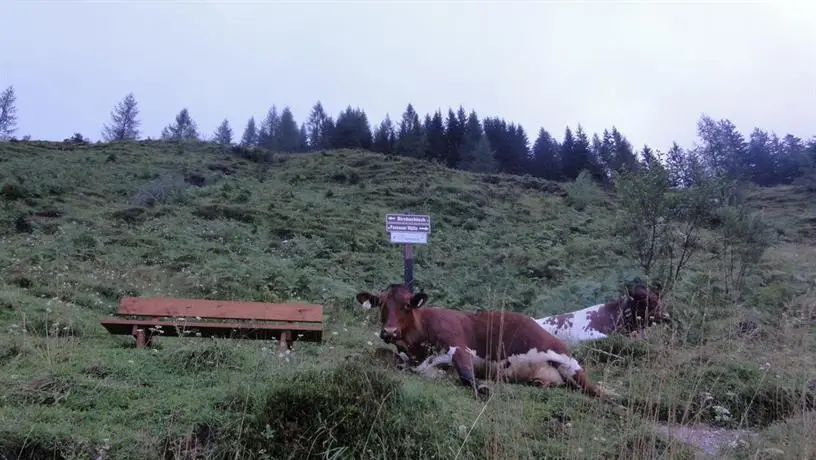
left=99, top=296, right=323, bottom=350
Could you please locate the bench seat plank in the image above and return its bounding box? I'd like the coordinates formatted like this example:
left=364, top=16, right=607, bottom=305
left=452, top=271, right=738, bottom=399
left=117, top=296, right=323, bottom=323
left=99, top=318, right=323, bottom=342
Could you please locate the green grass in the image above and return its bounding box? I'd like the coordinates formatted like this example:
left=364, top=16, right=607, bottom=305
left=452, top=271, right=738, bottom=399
left=0, top=140, right=814, bottom=459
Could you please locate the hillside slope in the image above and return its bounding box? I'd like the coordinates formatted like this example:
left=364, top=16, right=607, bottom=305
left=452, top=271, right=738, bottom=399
left=0, top=141, right=813, bottom=459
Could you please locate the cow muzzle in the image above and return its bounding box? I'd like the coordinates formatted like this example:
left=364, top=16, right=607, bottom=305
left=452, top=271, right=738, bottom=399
left=379, top=327, right=400, bottom=343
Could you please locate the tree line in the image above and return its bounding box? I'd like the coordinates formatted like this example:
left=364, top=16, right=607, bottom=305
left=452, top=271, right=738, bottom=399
left=1, top=85, right=814, bottom=188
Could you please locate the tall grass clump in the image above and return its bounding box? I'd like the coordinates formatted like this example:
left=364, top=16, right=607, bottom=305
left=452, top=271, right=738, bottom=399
left=219, top=361, right=457, bottom=459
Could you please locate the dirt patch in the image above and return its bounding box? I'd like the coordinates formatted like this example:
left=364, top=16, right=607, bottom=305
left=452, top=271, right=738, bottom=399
left=652, top=422, right=756, bottom=459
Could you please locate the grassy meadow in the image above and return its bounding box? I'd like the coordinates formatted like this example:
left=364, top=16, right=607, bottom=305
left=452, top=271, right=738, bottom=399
left=0, top=140, right=813, bottom=459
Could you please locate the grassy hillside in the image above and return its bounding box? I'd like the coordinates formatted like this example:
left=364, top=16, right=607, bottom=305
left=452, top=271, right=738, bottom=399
left=0, top=140, right=813, bottom=459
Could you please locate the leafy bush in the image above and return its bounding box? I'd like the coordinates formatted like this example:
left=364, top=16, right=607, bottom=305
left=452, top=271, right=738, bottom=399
left=161, top=340, right=244, bottom=374
left=226, top=361, right=455, bottom=459
left=565, top=170, right=605, bottom=211
left=714, top=201, right=774, bottom=298
left=131, top=175, right=188, bottom=207
left=625, top=360, right=815, bottom=429
left=614, top=165, right=733, bottom=291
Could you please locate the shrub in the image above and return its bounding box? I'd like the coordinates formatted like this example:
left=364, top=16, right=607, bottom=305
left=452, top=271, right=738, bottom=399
left=625, top=360, right=815, bottom=429
left=714, top=201, right=774, bottom=299
left=225, top=361, right=455, bottom=459
left=613, top=166, right=725, bottom=291
left=131, top=175, right=188, bottom=207
left=564, top=170, right=605, bottom=211
left=1, top=182, right=27, bottom=200
left=161, top=340, right=244, bottom=374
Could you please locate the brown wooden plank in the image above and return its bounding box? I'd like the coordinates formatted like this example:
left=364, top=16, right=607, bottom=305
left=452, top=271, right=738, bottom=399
left=100, top=318, right=324, bottom=332
left=99, top=318, right=323, bottom=342
left=117, top=296, right=323, bottom=322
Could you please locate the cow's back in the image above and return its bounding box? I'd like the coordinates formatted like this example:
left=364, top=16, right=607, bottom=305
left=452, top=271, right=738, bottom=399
left=468, top=310, right=569, bottom=359
left=417, top=307, right=474, bottom=347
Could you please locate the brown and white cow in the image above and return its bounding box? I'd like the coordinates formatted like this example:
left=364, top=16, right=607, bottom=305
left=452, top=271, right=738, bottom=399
left=536, top=283, right=670, bottom=345
left=356, top=284, right=605, bottom=399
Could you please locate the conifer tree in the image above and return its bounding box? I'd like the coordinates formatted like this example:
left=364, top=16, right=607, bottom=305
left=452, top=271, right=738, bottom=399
left=212, top=118, right=233, bottom=146
left=101, top=92, right=140, bottom=141
left=161, top=108, right=199, bottom=141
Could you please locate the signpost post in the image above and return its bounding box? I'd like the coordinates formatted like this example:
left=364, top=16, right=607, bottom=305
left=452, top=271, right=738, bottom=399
left=385, top=212, right=431, bottom=292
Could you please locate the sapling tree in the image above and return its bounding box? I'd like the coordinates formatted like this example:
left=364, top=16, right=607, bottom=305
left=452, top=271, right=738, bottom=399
left=0, top=85, right=18, bottom=141
left=212, top=118, right=232, bottom=146
left=161, top=108, right=199, bottom=141
left=711, top=184, right=774, bottom=298
left=102, top=92, right=141, bottom=141
left=613, top=159, right=721, bottom=291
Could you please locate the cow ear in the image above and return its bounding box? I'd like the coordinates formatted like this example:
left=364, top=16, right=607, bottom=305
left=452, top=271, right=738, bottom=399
left=356, top=292, right=379, bottom=309
left=410, top=292, right=428, bottom=309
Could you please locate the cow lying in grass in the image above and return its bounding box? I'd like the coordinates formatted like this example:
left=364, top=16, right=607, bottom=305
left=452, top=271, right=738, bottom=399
left=355, top=284, right=606, bottom=400
left=536, top=282, right=670, bottom=345
left=358, top=283, right=669, bottom=385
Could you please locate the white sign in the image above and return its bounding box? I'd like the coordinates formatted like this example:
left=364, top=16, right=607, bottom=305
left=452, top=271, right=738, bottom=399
left=390, top=231, right=428, bottom=244
left=386, top=223, right=430, bottom=232
left=386, top=213, right=431, bottom=245
left=385, top=214, right=431, bottom=230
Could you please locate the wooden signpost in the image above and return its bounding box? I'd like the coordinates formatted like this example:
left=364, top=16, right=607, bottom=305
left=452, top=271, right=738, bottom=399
left=385, top=212, right=431, bottom=292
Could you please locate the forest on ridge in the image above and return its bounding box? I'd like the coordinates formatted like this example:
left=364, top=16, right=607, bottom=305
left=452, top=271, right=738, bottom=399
left=1, top=85, right=815, bottom=190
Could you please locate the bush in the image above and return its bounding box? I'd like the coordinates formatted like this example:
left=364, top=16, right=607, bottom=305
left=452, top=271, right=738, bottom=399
left=573, top=334, right=657, bottom=368
left=1, top=182, right=28, bottom=201
left=714, top=202, right=774, bottom=298
left=613, top=166, right=725, bottom=291
left=225, top=361, right=454, bottom=459
left=565, top=170, right=605, bottom=211
left=625, top=360, right=815, bottom=429
left=0, top=429, right=93, bottom=460
left=161, top=340, right=244, bottom=374
left=131, top=175, right=188, bottom=207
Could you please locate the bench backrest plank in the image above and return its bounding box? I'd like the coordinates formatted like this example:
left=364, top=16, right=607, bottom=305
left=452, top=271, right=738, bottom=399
left=118, top=297, right=323, bottom=323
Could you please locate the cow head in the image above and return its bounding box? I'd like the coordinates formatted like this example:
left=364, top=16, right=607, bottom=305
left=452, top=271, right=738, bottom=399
left=355, top=284, right=428, bottom=344
left=622, top=282, right=670, bottom=330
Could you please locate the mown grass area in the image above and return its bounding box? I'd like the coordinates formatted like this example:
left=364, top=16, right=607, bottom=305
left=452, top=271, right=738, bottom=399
left=0, top=140, right=813, bottom=459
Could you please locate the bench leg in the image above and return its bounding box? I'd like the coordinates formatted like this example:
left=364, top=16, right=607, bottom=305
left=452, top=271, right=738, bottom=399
left=279, top=330, right=292, bottom=352
left=135, top=328, right=147, bottom=348
left=132, top=327, right=154, bottom=349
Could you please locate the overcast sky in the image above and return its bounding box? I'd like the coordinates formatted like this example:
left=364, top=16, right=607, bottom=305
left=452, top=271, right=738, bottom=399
left=2, top=1, right=814, bottom=152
